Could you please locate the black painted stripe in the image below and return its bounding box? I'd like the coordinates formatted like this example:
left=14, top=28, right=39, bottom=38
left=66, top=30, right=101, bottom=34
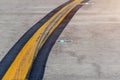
left=0, top=0, right=73, bottom=79
left=28, top=5, right=83, bottom=80
left=28, top=0, right=90, bottom=79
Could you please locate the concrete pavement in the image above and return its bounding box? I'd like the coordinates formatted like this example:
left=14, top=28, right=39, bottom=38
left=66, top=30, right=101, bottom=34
left=44, top=0, right=120, bottom=80
left=0, top=0, right=120, bottom=80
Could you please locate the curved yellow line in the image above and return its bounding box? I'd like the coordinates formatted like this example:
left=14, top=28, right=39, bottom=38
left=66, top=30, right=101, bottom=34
left=2, top=0, right=83, bottom=80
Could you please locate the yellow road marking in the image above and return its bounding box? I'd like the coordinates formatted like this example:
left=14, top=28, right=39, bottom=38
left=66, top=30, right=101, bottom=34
left=2, top=0, right=83, bottom=80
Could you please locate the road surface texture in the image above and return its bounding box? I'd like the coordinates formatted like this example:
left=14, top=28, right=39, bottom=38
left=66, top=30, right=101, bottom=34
left=44, top=0, right=120, bottom=80
left=0, top=0, right=120, bottom=80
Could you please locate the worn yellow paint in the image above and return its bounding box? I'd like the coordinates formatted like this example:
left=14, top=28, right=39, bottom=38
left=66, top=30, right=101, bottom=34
left=2, top=0, right=83, bottom=80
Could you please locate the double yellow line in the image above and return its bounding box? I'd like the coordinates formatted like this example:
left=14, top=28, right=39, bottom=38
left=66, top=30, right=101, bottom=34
left=2, top=0, right=83, bottom=80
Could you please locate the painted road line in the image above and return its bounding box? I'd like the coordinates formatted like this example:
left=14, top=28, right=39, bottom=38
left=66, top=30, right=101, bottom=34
left=2, top=1, right=80, bottom=80
left=0, top=0, right=87, bottom=80
left=0, top=0, right=73, bottom=79
left=32, top=1, right=78, bottom=57
left=28, top=4, right=87, bottom=80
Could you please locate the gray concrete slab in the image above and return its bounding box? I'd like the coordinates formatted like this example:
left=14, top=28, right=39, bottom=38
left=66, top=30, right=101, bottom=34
left=44, top=0, right=120, bottom=80
left=1, top=0, right=120, bottom=80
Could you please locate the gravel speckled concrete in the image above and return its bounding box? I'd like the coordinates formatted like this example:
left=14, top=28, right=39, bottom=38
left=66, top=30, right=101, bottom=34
left=1, top=0, right=120, bottom=80
left=44, top=0, right=120, bottom=80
